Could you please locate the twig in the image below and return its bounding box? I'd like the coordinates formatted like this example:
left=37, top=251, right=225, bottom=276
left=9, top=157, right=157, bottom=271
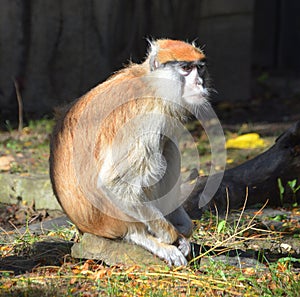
left=224, top=186, right=230, bottom=223
left=213, top=201, right=219, bottom=228
left=234, top=186, right=249, bottom=233
left=8, top=220, right=26, bottom=238
left=13, top=79, right=23, bottom=133
left=189, top=222, right=257, bottom=264
left=0, top=226, right=12, bottom=237
left=246, top=198, right=269, bottom=228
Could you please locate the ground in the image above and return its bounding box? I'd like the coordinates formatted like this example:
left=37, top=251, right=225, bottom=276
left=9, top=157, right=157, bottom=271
left=0, top=92, right=300, bottom=295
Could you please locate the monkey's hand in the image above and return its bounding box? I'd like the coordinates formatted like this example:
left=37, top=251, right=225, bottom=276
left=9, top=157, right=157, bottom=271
left=157, top=244, right=188, bottom=266
left=175, top=235, right=190, bottom=257
left=126, top=230, right=188, bottom=266
left=154, top=235, right=190, bottom=266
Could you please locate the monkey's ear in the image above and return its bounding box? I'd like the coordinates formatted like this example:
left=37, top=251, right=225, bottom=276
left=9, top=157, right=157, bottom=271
left=147, top=40, right=161, bottom=71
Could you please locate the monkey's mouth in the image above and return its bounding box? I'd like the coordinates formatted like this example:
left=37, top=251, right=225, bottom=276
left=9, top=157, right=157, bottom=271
left=183, top=84, right=209, bottom=103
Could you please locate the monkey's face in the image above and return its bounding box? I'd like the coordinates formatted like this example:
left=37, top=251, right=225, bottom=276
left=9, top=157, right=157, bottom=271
left=167, top=60, right=209, bottom=106
left=150, top=59, right=209, bottom=108
left=147, top=39, right=210, bottom=109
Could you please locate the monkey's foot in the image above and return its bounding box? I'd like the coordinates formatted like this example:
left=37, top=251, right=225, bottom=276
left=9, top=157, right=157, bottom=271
left=126, top=231, right=187, bottom=266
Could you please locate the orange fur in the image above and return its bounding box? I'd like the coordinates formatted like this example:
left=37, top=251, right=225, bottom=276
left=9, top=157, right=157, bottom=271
left=50, top=39, right=206, bottom=265
left=156, top=39, right=205, bottom=64
left=50, top=62, right=173, bottom=238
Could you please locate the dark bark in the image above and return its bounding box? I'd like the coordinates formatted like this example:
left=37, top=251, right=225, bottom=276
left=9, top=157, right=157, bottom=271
left=0, top=1, right=254, bottom=120
left=184, top=121, right=300, bottom=219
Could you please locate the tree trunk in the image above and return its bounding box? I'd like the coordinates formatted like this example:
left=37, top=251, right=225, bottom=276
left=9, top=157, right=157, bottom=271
left=184, top=121, right=300, bottom=219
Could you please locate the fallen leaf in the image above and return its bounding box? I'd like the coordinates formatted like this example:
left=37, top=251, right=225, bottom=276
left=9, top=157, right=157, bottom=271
left=2, top=280, right=14, bottom=289
left=226, top=133, right=266, bottom=149
left=0, top=155, right=15, bottom=171
left=226, top=158, right=234, bottom=164
left=94, top=269, right=108, bottom=280
left=242, top=267, right=256, bottom=276
left=280, top=243, right=292, bottom=252
left=277, top=262, right=289, bottom=272
left=253, top=210, right=263, bottom=215
left=69, top=277, right=78, bottom=285
left=24, top=141, right=33, bottom=147
left=268, top=281, right=278, bottom=290
left=125, top=265, right=140, bottom=274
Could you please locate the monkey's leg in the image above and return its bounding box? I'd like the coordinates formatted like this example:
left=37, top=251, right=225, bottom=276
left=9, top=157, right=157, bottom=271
left=106, top=191, right=190, bottom=265
left=146, top=139, right=192, bottom=252
left=98, top=141, right=190, bottom=264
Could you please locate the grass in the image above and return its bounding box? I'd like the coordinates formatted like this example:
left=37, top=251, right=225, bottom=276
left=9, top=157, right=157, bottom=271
left=0, top=118, right=273, bottom=176
left=0, top=119, right=299, bottom=295
left=0, top=260, right=298, bottom=296
left=0, top=204, right=299, bottom=296
left=0, top=118, right=54, bottom=174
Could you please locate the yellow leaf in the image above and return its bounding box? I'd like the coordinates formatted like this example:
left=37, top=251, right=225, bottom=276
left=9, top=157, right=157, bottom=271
left=22, top=127, right=31, bottom=134
left=198, top=169, right=205, bottom=175
left=2, top=281, right=14, bottom=289
left=226, top=133, right=266, bottom=149
left=125, top=265, right=140, bottom=274
left=24, top=141, right=32, bottom=147
left=71, top=268, right=82, bottom=275
left=242, top=267, right=256, bottom=276
left=94, top=269, right=107, bottom=280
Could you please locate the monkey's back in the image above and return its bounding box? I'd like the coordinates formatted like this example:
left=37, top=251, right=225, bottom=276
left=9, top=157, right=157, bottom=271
left=49, top=65, right=149, bottom=238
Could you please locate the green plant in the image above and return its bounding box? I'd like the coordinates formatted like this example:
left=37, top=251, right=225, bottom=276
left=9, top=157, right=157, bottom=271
left=288, top=179, right=300, bottom=206
left=277, top=178, right=300, bottom=206
left=27, top=118, right=54, bottom=135
left=217, top=219, right=226, bottom=233
left=257, top=71, right=269, bottom=84
left=278, top=256, right=300, bottom=265
left=277, top=178, right=285, bottom=205
left=5, top=139, right=22, bottom=152
left=4, top=120, right=14, bottom=133
left=9, top=161, right=26, bottom=174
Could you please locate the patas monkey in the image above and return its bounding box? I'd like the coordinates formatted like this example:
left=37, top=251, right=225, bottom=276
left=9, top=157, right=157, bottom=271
left=50, top=39, right=210, bottom=266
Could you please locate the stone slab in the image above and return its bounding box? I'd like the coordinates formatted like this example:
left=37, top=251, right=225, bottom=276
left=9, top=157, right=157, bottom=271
left=0, top=173, right=61, bottom=210
left=18, top=215, right=70, bottom=235
left=71, top=233, right=166, bottom=266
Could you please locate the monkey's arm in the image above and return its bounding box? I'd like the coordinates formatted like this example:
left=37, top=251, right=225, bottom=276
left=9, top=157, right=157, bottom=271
left=96, top=135, right=191, bottom=265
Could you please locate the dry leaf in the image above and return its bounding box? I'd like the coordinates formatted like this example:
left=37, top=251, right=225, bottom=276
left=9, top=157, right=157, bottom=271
left=0, top=155, right=15, bottom=171
left=226, top=133, right=266, bottom=149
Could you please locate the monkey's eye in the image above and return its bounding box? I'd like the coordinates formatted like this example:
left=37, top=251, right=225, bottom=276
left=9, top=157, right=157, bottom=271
left=182, top=65, right=193, bottom=72
left=179, top=64, right=194, bottom=75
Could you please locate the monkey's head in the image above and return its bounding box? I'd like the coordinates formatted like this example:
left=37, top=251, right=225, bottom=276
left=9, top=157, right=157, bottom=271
left=146, top=39, right=209, bottom=107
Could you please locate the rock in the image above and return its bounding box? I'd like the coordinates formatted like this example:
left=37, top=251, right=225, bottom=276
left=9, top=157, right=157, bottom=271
left=18, top=215, right=70, bottom=235
left=71, top=233, right=165, bottom=266
left=0, top=239, right=73, bottom=275
left=204, top=255, right=267, bottom=270
left=1, top=215, right=69, bottom=243
left=0, top=173, right=61, bottom=210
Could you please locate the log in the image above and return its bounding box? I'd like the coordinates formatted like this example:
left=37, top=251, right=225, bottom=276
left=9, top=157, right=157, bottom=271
left=184, top=121, right=300, bottom=219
